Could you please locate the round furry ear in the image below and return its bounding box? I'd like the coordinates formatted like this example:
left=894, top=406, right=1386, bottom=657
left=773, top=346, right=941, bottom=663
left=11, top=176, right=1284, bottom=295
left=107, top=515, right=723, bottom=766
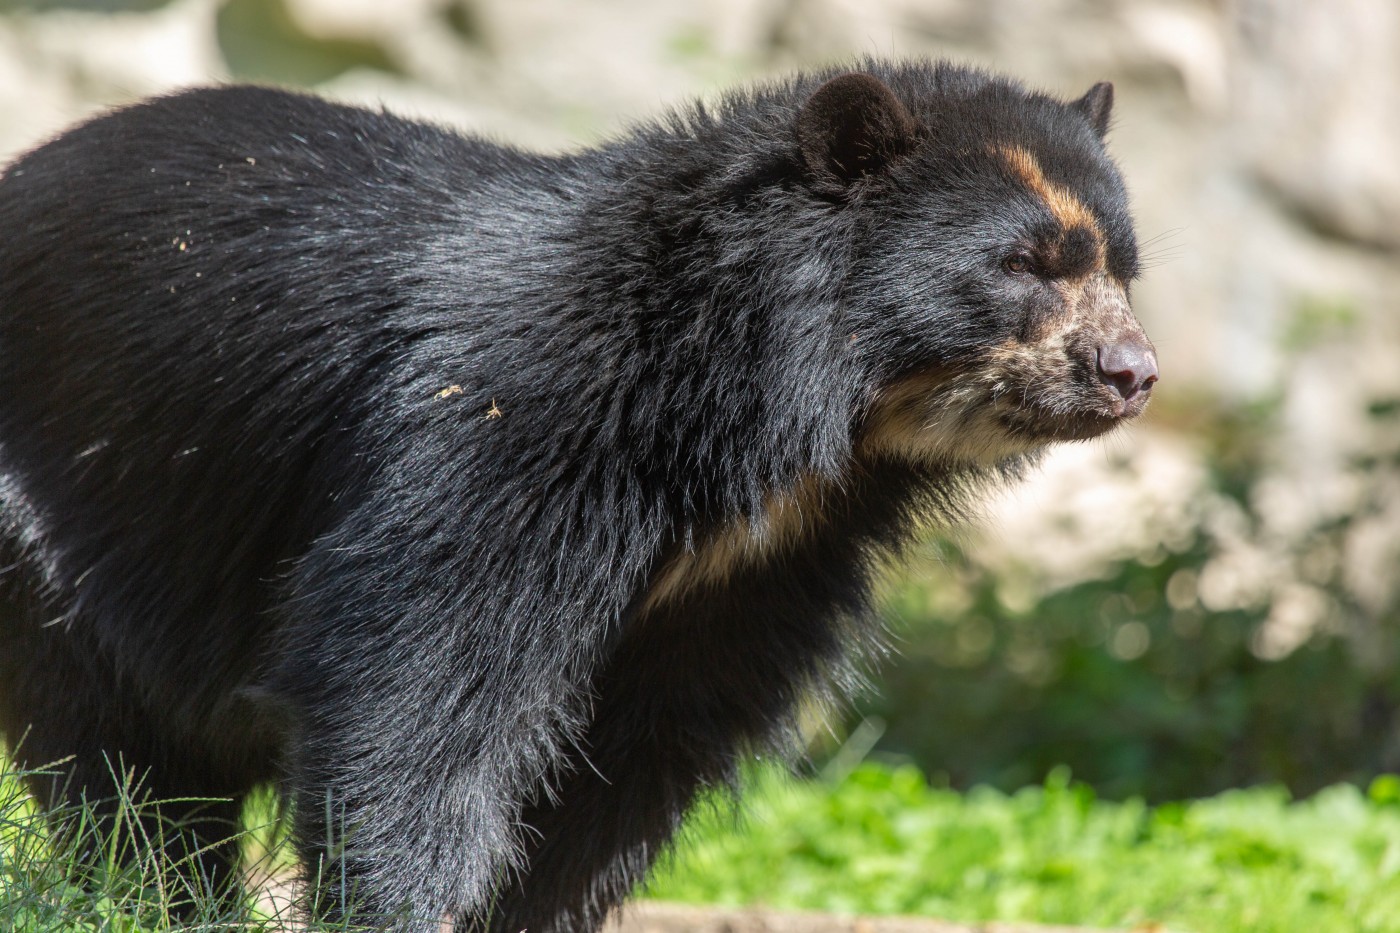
left=1073, top=81, right=1115, bottom=138
left=795, top=73, right=919, bottom=186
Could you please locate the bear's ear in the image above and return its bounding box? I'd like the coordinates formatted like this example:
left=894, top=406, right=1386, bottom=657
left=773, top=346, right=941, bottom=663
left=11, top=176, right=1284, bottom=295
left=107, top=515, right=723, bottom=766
left=1073, top=81, right=1114, bottom=139
left=796, top=73, right=919, bottom=187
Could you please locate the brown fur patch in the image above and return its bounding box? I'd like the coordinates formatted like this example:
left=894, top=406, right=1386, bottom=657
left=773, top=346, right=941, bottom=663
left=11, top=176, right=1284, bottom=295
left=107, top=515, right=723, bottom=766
left=995, top=144, right=1105, bottom=260
left=639, top=476, right=829, bottom=614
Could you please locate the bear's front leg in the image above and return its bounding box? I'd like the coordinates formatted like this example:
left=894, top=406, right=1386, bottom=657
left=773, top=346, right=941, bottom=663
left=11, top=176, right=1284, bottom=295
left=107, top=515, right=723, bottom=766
left=268, top=482, right=652, bottom=930
left=483, top=515, right=881, bottom=933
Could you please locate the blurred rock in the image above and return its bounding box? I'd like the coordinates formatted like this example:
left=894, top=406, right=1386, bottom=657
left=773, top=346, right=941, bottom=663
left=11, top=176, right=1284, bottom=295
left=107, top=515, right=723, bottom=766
left=1232, top=0, right=1400, bottom=253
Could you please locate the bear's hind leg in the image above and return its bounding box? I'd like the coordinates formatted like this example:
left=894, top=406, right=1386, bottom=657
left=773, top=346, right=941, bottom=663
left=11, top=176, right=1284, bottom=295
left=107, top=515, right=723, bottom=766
left=1, top=593, right=259, bottom=918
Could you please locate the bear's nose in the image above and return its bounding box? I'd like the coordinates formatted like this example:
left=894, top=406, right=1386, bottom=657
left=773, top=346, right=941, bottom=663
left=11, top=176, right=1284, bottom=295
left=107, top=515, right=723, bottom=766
left=1096, top=341, right=1159, bottom=401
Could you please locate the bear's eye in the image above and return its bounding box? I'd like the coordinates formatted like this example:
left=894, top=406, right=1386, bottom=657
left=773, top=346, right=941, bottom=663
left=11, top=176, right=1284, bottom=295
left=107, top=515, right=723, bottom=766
left=1002, top=252, right=1036, bottom=276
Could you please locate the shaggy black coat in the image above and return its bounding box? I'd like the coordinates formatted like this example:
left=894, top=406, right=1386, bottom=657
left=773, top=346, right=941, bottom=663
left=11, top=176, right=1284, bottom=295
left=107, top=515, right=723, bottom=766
left=0, top=60, right=1153, bottom=931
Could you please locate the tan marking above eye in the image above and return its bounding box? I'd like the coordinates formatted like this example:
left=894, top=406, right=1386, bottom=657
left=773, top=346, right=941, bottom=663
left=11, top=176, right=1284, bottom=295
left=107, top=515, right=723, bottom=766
left=993, top=144, right=1106, bottom=267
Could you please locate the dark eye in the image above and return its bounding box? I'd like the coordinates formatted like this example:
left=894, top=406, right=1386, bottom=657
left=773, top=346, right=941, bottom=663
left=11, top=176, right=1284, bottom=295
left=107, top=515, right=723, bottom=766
left=1002, top=252, right=1036, bottom=276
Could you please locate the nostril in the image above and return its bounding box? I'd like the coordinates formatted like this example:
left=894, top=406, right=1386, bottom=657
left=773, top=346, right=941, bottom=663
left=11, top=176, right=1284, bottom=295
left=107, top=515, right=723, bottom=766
left=1097, top=342, right=1159, bottom=401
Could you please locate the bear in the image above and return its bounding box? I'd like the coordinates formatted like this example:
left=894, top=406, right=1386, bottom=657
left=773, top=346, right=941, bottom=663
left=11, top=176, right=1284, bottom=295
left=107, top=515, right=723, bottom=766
left=0, top=60, right=1156, bottom=931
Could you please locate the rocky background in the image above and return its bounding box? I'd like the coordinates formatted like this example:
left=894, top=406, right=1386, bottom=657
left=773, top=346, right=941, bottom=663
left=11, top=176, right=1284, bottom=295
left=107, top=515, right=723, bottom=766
left=2, top=0, right=1398, bottom=796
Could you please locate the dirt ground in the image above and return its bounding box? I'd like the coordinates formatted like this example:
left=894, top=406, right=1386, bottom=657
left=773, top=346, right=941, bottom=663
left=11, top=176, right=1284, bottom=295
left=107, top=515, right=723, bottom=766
left=608, top=902, right=1142, bottom=933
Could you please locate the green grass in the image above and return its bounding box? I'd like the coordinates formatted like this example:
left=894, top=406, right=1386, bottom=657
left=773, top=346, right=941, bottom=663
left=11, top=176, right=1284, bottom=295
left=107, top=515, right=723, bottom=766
left=0, top=757, right=307, bottom=932
left=5, top=752, right=1400, bottom=931
left=648, top=764, right=1400, bottom=932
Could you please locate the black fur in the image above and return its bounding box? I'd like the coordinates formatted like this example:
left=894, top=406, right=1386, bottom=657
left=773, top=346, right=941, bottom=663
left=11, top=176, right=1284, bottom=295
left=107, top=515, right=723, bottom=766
left=0, top=60, right=1151, bottom=930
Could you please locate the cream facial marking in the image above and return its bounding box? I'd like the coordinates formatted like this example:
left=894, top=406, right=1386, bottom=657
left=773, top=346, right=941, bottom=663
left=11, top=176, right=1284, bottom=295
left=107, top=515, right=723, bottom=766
left=989, top=272, right=1152, bottom=422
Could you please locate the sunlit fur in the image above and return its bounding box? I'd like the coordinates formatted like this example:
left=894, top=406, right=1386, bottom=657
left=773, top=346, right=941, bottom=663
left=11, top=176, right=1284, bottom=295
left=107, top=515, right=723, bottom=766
left=0, top=60, right=1150, bottom=931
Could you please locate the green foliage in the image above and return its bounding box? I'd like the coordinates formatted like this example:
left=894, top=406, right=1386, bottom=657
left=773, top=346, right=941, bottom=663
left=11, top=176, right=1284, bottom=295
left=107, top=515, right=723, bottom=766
left=854, top=391, right=1400, bottom=802
left=863, top=539, right=1398, bottom=801
left=1281, top=294, right=1361, bottom=353
left=439, top=0, right=484, bottom=47
left=648, top=763, right=1400, bottom=933
left=217, top=0, right=400, bottom=87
